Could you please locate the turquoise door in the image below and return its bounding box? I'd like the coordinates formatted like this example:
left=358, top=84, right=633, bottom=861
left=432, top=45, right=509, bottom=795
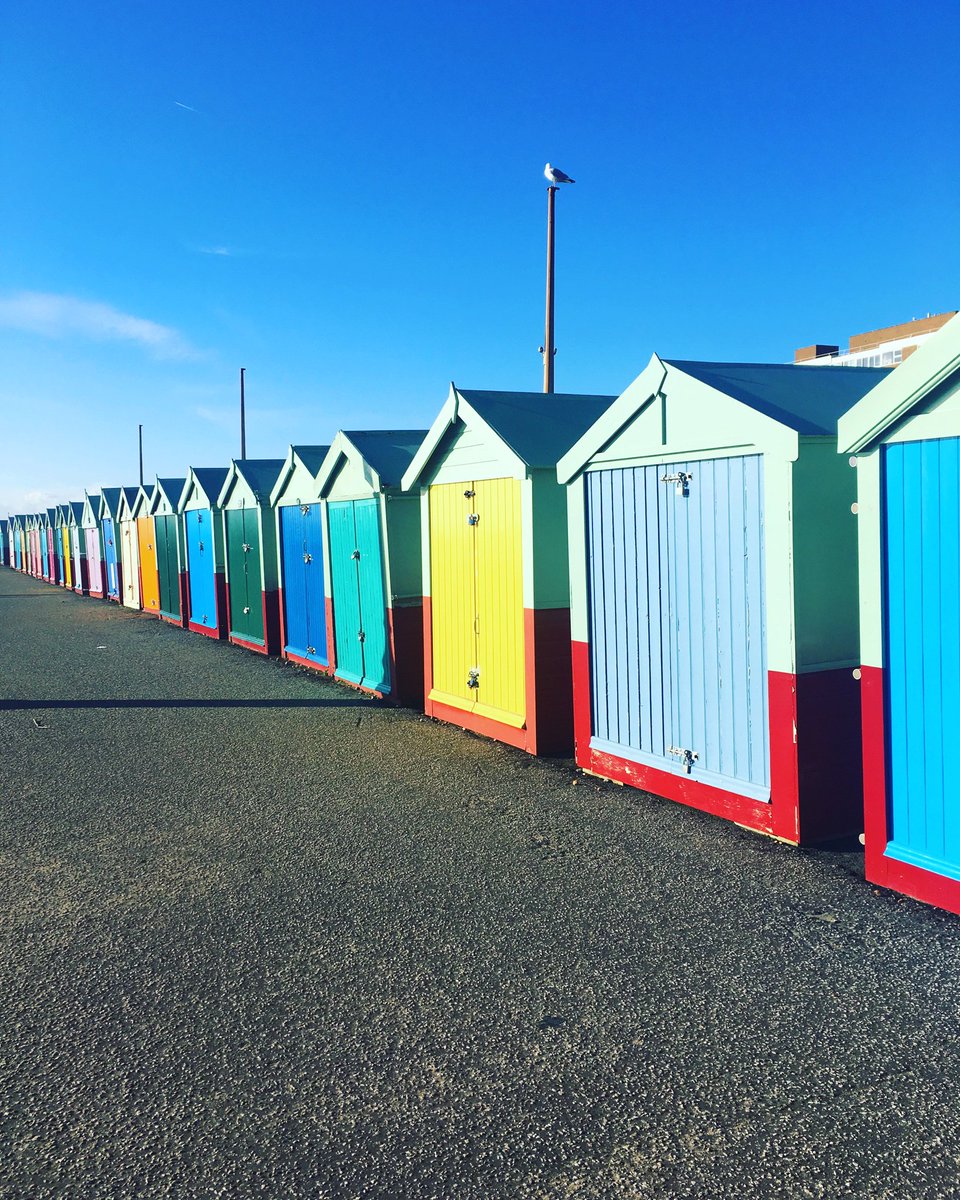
left=186, top=508, right=218, bottom=630
left=883, top=438, right=960, bottom=878
left=328, top=498, right=390, bottom=693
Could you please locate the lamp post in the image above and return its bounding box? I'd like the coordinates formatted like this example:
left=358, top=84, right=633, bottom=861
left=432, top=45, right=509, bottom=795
left=540, top=163, right=575, bottom=394
left=543, top=185, right=557, bottom=393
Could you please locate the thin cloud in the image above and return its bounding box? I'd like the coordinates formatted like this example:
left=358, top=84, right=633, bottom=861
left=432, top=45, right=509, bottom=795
left=197, top=246, right=234, bottom=257
left=0, top=291, right=198, bottom=360
left=174, top=101, right=198, bottom=112
left=195, top=405, right=237, bottom=430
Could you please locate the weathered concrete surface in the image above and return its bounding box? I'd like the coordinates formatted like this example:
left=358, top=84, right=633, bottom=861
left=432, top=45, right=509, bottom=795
left=2, top=567, right=959, bottom=1200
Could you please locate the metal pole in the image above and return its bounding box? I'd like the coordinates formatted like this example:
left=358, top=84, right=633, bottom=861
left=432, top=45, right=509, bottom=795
left=240, top=367, right=246, bottom=459
left=138, top=424, right=144, bottom=486
left=543, top=185, right=557, bottom=393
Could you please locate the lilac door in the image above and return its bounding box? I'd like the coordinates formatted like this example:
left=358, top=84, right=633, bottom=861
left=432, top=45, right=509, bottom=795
left=85, top=528, right=102, bottom=594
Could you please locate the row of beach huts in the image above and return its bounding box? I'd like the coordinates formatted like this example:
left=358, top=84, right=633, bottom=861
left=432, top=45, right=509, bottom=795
left=4, top=318, right=960, bottom=917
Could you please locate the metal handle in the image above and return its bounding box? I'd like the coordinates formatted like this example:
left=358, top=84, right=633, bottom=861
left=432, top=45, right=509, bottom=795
left=467, top=668, right=480, bottom=689
left=463, top=489, right=475, bottom=498
left=303, top=552, right=312, bottom=564
left=467, top=513, right=480, bottom=526
left=351, top=549, right=361, bottom=560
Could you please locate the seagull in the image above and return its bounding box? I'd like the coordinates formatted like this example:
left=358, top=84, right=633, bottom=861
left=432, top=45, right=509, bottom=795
left=544, top=163, right=575, bottom=184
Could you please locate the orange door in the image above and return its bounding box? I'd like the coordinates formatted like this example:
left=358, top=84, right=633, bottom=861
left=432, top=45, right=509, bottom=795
left=136, top=517, right=160, bottom=613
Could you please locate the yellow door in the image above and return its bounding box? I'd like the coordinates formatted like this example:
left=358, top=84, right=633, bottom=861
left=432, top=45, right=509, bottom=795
left=428, top=482, right=478, bottom=713
left=428, top=478, right=525, bottom=726
left=137, top=517, right=160, bottom=612
left=474, top=478, right=525, bottom=727
left=63, top=532, right=72, bottom=589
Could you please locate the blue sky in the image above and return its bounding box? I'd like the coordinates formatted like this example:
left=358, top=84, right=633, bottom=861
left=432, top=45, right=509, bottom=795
left=1, top=0, right=958, bottom=514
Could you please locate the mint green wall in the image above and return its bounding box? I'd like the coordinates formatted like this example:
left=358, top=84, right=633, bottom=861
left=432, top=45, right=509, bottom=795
left=791, top=439, right=860, bottom=671
left=384, top=493, right=422, bottom=604
left=529, top=468, right=571, bottom=609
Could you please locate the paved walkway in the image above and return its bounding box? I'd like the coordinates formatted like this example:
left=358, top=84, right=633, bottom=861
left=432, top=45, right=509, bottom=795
left=2, top=567, right=959, bottom=1199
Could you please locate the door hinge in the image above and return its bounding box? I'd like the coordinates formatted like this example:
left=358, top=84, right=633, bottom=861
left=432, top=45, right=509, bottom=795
left=661, top=471, right=693, bottom=497
left=467, top=667, right=480, bottom=689
left=667, top=745, right=699, bottom=773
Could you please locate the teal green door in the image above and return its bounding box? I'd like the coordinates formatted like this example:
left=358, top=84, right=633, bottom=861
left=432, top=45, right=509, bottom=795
left=156, top=515, right=181, bottom=620
left=226, top=507, right=264, bottom=644
left=328, top=499, right=390, bottom=693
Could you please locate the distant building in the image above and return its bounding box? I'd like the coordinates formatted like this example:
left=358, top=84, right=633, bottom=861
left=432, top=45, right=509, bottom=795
left=795, top=311, right=957, bottom=368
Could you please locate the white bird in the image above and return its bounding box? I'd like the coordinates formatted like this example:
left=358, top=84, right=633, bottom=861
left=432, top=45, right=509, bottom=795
left=544, top=163, right=575, bottom=184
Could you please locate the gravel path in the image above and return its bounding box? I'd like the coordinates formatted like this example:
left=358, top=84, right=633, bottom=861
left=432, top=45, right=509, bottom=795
left=2, top=567, right=959, bottom=1199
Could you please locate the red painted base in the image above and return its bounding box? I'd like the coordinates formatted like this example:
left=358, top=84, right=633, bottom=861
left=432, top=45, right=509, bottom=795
left=421, top=599, right=573, bottom=756
left=571, top=640, right=862, bottom=846
left=860, top=665, right=960, bottom=915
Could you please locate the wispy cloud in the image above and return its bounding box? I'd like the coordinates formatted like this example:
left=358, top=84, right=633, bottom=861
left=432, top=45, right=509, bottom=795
left=174, top=100, right=198, bottom=112
left=197, top=245, right=234, bottom=257
left=0, top=291, right=198, bottom=360
left=195, top=405, right=236, bottom=430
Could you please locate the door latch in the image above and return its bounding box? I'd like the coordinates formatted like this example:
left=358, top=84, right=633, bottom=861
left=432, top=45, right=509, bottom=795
left=300, top=504, right=311, bottom=514
left=351, top=549, right=361, bottom=560
left=307, top=645, right=316, bottom=655
left=463, top=489, right=476, bottom=498
left=303, top=552, right=312, bottom=564
left=242, top=543, right=252, bottom=552
left=198, top=541, right=204, bottom=552
left=467, top=668, right=480, bottom=689
left=243, top=606, right=251, bottom=614
left=661, top=471, right=693, bottom=497
left=466, top=513, right=480, bottom=526
left=358, top=630, right=366, bottom=642
left=668, top=746, right=699, bottom=773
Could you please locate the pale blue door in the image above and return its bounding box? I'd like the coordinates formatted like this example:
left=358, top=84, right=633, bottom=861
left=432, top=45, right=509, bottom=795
left=186, top=508, right=218, bottom=631
left=586, top=456, right=769, bottom=799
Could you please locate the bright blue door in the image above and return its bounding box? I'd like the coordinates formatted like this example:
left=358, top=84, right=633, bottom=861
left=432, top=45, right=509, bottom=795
left=102, top=517, right=120, bottom=598
left=883, top=438, right=960, bottom=877
left=302, top=504, right=328, bottom=665
left=280, top=504, right=329, bottom=667
left=186, top=508, right=218, bottom=631
left=586, top=456, right=769, bottom=799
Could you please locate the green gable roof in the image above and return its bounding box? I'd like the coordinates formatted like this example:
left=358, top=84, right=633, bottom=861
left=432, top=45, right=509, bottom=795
left=664, top=361, right=891, bottom=437
left=342, top=430, right=428, bottom=487
left=458, top=389, right=617, bottom=468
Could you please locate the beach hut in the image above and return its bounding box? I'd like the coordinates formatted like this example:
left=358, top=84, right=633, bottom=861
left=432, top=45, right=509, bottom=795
left=56, top=505, right=73, bottom=589
left=218, top=459, right=285, bottom=655
left=117, top=486, right=142, bottom=610
left=67, top=502, right=89, bottom=595
left=0, top=518, right=6, bottom=568
left=131, top=486, right=160, bottom=615
left=313, top=430, right=428, bottom=704
left=98, top=489, right=123, bottom=602
left=558, top=355, right=889, bottom=844
left=51, top=510, right=65, bottom=584
left=838, top=314, right=960, bottom=910
left=402, top=386, right=616, bottom=754
left=23, top=514, right=35, bottom=577
left=12, top=516, right=23, bottom=572
left=149, top=477, right=187, bottom=626
left=35, top=511, right=48, bottom=581
left=269, top=445, right=332, bottom=673
left=179, top=467, right=230, bottom=639
left=81, top=492, right=105, bottom=598
left=44, top=508, right=58, bottom=582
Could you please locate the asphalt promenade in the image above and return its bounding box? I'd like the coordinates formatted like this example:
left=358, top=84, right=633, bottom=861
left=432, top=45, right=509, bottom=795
left=2, top=567, right=960, bottom=1199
